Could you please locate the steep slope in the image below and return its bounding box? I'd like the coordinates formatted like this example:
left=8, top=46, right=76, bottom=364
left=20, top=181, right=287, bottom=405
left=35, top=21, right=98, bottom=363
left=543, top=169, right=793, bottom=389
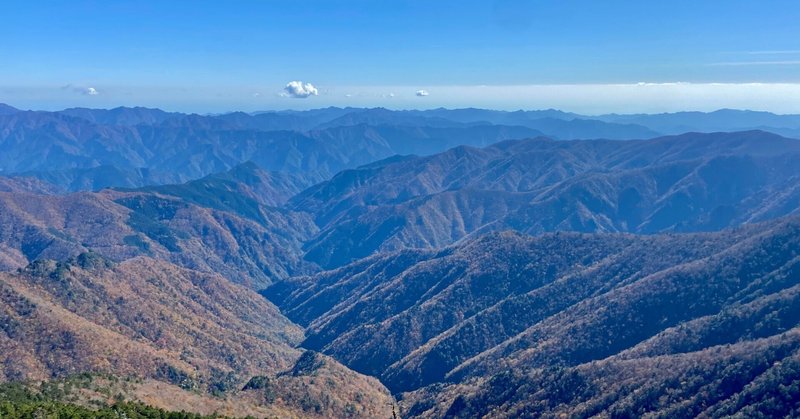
left=130, top=161, right=317, bottom=208
left=402, top=218, right=800, bottom=417
left=291, top=131, right=800, bottom=268
left=0, top=104, right=19, bottom=116
left=0, top=188, right=317, bottom=288
left=0, top=254, right=301, bottom=384
left=0, top=254, right=394, bottom=418
left=0, top=176, right=60, bottom=194
left=403, top=329, right=800, bottom=418
left=264, top=216, right=800, bottom=417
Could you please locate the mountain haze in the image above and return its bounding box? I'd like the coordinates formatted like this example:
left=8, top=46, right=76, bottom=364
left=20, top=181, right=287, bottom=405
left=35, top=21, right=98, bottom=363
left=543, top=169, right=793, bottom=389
left=291, top=130, right=800, bottom=267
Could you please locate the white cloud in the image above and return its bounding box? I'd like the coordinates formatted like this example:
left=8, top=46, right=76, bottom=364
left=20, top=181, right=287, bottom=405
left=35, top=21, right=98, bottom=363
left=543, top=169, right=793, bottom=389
left=281, top=81, right=318, bottom=98
left=63, top=84, right=99, bottom=96
left=416, top=89, right=429, bottom=97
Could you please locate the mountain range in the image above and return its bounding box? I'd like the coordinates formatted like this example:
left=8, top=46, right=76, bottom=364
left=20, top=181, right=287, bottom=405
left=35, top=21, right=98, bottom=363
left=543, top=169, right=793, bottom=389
left=3, top=103, right=800, bottom=193
left=291, top=130, right=800, bottom=267
left=1, top=104, right=800, bottom=417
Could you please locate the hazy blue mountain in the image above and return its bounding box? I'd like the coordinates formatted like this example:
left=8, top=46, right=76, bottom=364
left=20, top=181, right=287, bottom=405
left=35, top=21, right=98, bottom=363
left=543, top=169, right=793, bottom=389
left=13, top=165, right=182, bottom=192
left=307, top=123, right=543, bottom=156
left=598, top=108, right=800, bottom=137
left=313, top=108, right=470, bottom=130
left=314, top=107, right=659, bottom=140
left=0, top=103, right=19, bottom=116
left=0, top=110, right=544, bottom=190
left=406, top=107, right=583, bottom=123
left=290, top=130, right=800, bottom=268
left=214, top=110, right=324, bottom=131
left=402, top=108, right=660, bottom=139
left=128, top=161, right=317, bottom=209
left=58, top=106, right=182, bottom=126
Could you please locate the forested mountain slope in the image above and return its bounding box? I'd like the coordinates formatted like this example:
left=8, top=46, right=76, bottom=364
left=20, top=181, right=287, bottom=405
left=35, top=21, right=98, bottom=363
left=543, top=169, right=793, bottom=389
left=265, top=216, right=800, bottom=417
left=290, top=131, right=800, bottom=268
left=0, top=253, right=394, bottom=418
left=0, top=187, right=317, bottom=288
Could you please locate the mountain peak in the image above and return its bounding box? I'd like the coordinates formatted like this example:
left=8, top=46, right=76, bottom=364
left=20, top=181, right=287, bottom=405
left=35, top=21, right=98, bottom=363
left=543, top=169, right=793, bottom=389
left=0, top=103, right=20, bottom=115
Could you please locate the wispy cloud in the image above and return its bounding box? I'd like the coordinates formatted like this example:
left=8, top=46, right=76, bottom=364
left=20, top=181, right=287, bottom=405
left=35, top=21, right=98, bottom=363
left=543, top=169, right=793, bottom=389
left=709, top=60, right=800, bottom=66
left=746, top=50, right=800, bottom=55
left=61, top=84, right=100, bottom=95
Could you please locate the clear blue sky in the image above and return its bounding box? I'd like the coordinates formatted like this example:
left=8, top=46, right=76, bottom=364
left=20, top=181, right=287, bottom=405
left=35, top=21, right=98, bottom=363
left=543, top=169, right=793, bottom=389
left=2, top=0, right=799, bottom=113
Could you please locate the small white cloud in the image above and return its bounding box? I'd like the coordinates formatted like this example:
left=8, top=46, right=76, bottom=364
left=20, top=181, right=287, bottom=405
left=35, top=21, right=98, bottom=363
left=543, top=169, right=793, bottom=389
left=345, top=93, right=353, bottom=98
left=65, top=85, right=98, bottom=95
left=281, top=81, right=319, bottom=98
left=415, top=89, right=429, bottom=97
left=252, top=92, right=261, bottom=98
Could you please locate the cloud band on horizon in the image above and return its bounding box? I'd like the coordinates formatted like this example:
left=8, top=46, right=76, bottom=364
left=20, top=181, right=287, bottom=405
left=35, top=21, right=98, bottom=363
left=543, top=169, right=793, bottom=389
left=4, top=82, right=800, bottom=115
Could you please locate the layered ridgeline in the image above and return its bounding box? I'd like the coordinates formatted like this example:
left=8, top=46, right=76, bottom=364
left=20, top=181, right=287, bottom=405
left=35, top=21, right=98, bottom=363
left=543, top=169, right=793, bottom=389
left=265, top=216, right=800, bottom=417
left=0, top=108, right=544, bottom=191
left=4, top=130, right=798, bottom=280
left=0, top=160, right=396, bottom=416
left=2, top=104, right=800, bottom=417
left=0, top=169, right=318, bottom=288
left=3, top=104, right=800, bottom=193
left=291, top=130, right=800, bottom=268
left=0, top=253, right=394, bottom=418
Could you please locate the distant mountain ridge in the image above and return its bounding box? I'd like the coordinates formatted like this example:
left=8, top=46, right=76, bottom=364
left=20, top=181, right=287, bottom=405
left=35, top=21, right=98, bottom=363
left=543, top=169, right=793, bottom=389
left=2, top=103, right=799, bottom=193
left=290, top=130, right=800, bottom=268
left=3, top=129, right=797, bottom=274
left=0, top=109, right=545, bottom=191
left=597, top=108, right=800, bottom=136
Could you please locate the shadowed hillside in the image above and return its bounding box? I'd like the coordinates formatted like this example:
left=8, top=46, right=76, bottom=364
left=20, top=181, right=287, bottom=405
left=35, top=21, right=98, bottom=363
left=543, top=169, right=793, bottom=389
left=265, top=216, right=800, bottom=417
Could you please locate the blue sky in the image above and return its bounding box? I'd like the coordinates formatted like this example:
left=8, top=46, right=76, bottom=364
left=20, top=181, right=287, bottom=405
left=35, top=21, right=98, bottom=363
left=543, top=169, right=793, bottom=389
left=1, top=0, right=799, bottom=113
